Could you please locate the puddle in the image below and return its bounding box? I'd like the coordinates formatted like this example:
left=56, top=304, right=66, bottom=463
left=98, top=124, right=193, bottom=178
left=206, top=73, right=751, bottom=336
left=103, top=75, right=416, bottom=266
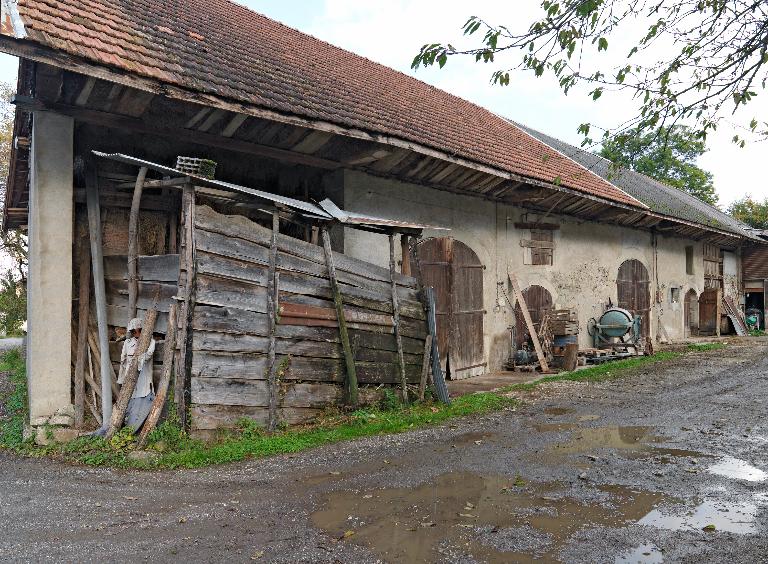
left=549, top=426, right=663, bottom=456
left=615, top=542, right=664, bottom=563
left=708, top=456, right=767, bottom=482
left=639, top=498, right=760, bottom=534
left=577, top=414, right=602, bottom=422
left=534, top=422, right=579, bottom=432
left=311, top=472, right=663, bottom=562
left=544, top=407, right=574, bottom=416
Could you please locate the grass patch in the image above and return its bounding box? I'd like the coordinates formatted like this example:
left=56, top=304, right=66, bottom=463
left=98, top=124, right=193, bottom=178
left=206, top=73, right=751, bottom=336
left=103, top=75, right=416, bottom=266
left=687, top=342, right=727, bottom=352
left=0, top=348, right=28, bottom=448
left=0, top=341, right=728, bottom=469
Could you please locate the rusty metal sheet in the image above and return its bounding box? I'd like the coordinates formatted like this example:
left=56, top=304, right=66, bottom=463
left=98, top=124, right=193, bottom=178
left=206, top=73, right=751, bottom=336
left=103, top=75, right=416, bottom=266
left=617, top=259, right=650, bottom=338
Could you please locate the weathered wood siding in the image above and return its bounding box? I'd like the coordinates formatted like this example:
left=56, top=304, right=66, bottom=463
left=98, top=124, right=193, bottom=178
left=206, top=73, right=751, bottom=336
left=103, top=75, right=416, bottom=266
left=189, top=206, right=428, bottom=430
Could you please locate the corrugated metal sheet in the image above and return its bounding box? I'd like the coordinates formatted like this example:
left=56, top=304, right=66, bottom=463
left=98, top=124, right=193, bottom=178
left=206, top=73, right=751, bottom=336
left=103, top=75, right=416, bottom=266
left=743, top=245, right=768, bottom=279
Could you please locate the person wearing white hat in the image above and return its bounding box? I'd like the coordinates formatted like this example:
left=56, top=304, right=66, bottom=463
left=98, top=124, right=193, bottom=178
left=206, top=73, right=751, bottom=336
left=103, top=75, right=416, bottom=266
left=118, top=317, right=156, bottom=429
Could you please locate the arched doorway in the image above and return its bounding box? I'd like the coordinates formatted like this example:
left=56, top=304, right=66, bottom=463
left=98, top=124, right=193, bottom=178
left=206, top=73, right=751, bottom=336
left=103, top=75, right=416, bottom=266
left=699, top=289, right=719, bottom=334
left=684, top=289, right=699, bottom=337
left=616, top=259, right=650, bottom=338
left=415, top=238, right=485, bottom=379
left=514, top=285, right=553, bottom=349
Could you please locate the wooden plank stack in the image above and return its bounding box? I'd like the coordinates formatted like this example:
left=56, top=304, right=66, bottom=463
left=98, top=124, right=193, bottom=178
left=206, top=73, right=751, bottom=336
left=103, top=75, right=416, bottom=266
left=188, top=206, right=429, bottom=432
left=549, top=309, right=578, bottom=336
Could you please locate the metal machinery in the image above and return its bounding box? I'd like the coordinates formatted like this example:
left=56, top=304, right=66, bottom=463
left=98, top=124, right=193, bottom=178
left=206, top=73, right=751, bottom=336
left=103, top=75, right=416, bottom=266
left=587, top=307, right=643, bottom=359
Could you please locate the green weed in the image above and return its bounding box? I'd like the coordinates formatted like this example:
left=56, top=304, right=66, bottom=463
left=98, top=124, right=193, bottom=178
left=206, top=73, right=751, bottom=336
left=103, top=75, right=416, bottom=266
left=0, top=348, right=28, bottom=448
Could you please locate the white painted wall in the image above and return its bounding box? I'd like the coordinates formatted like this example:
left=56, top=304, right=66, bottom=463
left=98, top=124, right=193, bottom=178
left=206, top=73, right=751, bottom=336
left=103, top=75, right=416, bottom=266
left=27, top=112, right=74, bottom=423
left=342, top=170, right=732, bottom=372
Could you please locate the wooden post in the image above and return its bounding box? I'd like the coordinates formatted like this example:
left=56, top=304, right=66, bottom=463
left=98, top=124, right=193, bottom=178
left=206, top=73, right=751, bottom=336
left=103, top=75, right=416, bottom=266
left=105, top=291, right=159, bottom=439
left=563, top=343, right=579, bottom=372
left=425, top=287, right=450, bottom=404
left=418, top=334, right=433, bottom=401
left=265, top=212, right=280, bottom=431
left=400, top=234, right=411, bottom=276
left=176, top=183, right=196, bottom=429
left=73, top=241, right=91, bottom=428
left=508, top=270, right=549, bottom=372
left=137, top=302, right=177, bottom=447
left=128, top=166, right=148, bottom=318
left=389, top=233, right=409, bottom=404
left=321, top=227, right=358, bottom=406
left=86, top=163, right=113, bottom=428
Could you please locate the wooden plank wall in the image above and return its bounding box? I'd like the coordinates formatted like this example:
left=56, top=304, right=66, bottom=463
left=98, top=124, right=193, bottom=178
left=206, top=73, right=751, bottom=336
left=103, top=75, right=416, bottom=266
left=189, top=206, right=428, bottom=430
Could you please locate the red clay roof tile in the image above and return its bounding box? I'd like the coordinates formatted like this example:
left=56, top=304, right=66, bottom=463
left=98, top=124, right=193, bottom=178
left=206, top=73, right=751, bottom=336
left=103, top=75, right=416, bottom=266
left=11, top=0, right=644, bottom=208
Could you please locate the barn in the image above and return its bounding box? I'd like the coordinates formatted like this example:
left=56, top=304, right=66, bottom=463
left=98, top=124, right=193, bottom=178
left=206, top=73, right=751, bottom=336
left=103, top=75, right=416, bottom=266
left=0, top=0, right=759, bottom=437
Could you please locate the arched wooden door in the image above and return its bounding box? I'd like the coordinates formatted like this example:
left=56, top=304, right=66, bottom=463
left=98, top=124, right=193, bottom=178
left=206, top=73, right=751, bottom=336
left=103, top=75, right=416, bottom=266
left=415, top=238, right=485, bottom=379
left=684, top=289, right=698, bottom=337
left=616, top=259, right=650, bottom=338
left=514, top=285, right=553, bottom=348
left=699, top=289, right=718, bottom=334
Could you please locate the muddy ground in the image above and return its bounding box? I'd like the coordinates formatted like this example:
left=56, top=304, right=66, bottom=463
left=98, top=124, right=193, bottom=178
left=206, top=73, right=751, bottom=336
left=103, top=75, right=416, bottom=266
left=2, top=339, right=768, bottom=563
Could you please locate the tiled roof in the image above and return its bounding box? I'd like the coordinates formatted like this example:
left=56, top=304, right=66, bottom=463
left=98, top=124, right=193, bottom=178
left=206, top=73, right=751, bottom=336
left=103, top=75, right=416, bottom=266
left=7, top=0, right=644, bottom=209
left=517, top=123, right=756, bottom=239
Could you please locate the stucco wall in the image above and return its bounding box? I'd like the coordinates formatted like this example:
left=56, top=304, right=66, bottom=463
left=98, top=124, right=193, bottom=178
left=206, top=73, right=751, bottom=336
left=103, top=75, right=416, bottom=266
left=342, top=170, right=734, bottom=372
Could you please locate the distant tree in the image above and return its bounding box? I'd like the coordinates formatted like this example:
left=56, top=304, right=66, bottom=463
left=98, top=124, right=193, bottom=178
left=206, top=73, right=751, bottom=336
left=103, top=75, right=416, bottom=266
left=412, top=1, right=768, bottom=147
left=598, top=125, right=718, bottom=205
left=0, top=83, right=26, bottom=283
left=728, top=197, right=768, bottom=230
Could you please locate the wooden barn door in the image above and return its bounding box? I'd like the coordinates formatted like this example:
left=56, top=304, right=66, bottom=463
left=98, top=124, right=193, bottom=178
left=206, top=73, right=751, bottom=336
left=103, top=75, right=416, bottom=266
left=684, top=289, right=698, bottom=337
left=416, top=238, right=485, bottom=379
left=617, top=259, right=650, bottom=338
left=514, top=285, right=553, bottom=348
left=699, top=289, right=719, bottom=334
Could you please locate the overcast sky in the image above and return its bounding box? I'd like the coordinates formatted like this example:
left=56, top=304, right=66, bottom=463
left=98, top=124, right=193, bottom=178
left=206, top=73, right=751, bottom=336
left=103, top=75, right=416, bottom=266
left=0, top=0, right=763, bottom=208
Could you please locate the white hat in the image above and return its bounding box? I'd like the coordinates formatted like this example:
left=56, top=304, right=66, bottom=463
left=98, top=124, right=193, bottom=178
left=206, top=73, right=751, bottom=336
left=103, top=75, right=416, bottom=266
left=127, top=317, right=143, bottom=332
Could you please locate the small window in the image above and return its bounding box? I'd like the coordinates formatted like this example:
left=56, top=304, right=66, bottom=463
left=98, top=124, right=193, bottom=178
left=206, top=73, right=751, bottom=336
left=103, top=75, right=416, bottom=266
left=670, top=287, right=681, bottom=303
left=529, top=230, right=553, bottom=266
left=685, top=246, right=694, bottom=275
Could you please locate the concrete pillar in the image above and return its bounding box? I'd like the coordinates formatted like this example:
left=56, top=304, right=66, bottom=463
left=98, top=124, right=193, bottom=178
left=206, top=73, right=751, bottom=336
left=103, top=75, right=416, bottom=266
left=27, top=111, right=74, bottom=424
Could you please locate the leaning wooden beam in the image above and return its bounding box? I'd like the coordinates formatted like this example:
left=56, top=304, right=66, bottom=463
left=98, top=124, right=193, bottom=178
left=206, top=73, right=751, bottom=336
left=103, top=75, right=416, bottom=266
left=73, top=241, right=91, bottom=428
left=175, top=184, right=196, bottom=429
left=86, top=163, right=113, bottom=430
left=321, top=227, right=358, bottom=406
left=418, top=334, right=433, bottom=401
left=105, top=292, right=159, bottom=440
left=508, top=269, right=549, bottom=372
left=137, top=302, right=178, bottom=447
left=425, top=287, right=450, bottom=404
left=389, top=234, right=409, bottom=404
left=265, top=213, right=280, bottom=431
left=128, top=166, right=148, bottom=318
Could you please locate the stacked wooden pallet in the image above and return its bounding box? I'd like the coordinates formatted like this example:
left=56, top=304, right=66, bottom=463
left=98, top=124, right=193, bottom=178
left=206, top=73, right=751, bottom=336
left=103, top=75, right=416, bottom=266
left=549, top=309, right=578, bottom=336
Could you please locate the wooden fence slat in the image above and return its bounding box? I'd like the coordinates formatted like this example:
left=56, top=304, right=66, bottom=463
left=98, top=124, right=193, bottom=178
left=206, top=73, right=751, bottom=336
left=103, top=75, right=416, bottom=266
left=73, top=242, right=91, bottom=428
left=103, top=254, right=180, bottom=282
left=389, top=234, right=408, bottom=403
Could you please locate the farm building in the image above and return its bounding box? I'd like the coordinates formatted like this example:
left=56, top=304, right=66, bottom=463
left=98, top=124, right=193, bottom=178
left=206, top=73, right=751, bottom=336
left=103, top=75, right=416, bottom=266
left=0, top=0, right=760, bottom=437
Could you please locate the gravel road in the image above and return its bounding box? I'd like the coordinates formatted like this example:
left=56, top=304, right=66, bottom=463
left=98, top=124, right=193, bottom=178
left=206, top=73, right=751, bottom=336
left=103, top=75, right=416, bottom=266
left=2, top=339, right=768, bottom=563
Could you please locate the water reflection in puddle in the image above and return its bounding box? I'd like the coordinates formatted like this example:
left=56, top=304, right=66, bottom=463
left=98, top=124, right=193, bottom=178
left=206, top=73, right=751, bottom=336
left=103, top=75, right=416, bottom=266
left=544, top=407, right=574, bottom=416
left=550, top=426, right=662, bottom=455
left=615, top=542, right=664, bottom=563
left=708, top=456, right=767, bottom=482
left=639, top=498, right=759, bottom=534
left=311, top=472, right=663, bottom=563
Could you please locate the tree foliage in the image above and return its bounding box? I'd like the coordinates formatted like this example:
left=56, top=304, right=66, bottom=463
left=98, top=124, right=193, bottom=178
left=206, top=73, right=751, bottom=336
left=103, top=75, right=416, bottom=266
left=598, top=125, right=718, bottom=205
left=412, top=1, right=768, bottom=146
left=728, top=196, right=768, bottom=230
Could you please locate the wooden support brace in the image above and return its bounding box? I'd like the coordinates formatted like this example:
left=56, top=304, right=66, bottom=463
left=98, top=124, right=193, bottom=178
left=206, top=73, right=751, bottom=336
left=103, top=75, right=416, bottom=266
left=266, top=212, right=280, bottom=431
left=138, top=302, right=178, bottom=447
left=418, top=334, right=433, bottom=401
left=389, top=234, right=409, bottom=404
left=128, top=166, right=148, bottom=318
left=105, top=290, right=159, bottom=440
left=321, top=227, right=358, bottom=406
left=176, top=184, right=196, bottom=429
left=400, top=234, right=411, bottom=276
left=508, top=269, right=549, bottom=372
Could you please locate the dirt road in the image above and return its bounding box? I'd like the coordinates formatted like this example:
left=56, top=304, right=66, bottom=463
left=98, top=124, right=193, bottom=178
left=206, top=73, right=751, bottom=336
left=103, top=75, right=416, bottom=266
left=2, top=340, right=768, bottom=563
